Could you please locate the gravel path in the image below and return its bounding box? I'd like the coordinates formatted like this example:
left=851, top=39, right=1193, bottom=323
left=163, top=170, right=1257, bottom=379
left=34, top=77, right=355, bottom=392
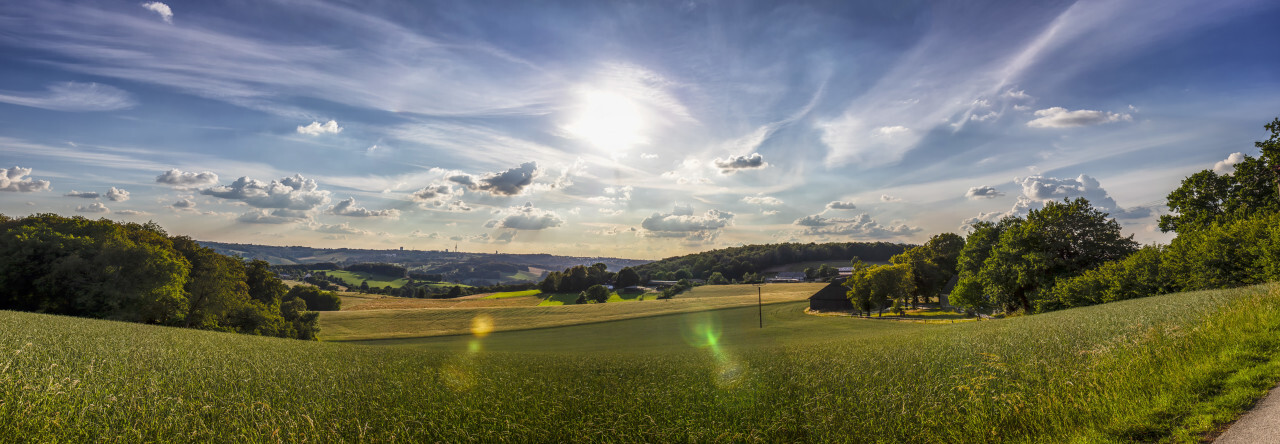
left=1216, top=383, right=1280, bottom=443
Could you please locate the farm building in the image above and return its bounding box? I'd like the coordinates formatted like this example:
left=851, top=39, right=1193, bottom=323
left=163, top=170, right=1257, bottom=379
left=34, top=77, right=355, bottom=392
left=767, top=271, right=807, bottom=283
left=808, top=281, right=853, bottom=312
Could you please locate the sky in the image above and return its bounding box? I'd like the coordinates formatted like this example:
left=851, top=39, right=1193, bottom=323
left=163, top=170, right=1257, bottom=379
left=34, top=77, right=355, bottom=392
left=1, top=0, right=1279, bottom=259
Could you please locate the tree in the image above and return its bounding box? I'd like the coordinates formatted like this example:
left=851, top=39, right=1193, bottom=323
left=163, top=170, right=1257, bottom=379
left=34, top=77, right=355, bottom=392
left=972, top=198, right=1138, bottom=312
left=706, top=272, right=729, bottom=285
left=674, top=269, right=693, bottom=281
left=1160, top=118, right=1280, bottom=234
left=447, top=286, right=463, bottom=298
left=890, top=247, right=946, bottom=308
left=581, top=284, right=611, bottom=303
left=359, top=280, right=370, bottom=292
left=286, top=285, right=341, bottom=311
left=539, top=271, right=562, bottom=293
left=615, top=267, right=640, bottom=288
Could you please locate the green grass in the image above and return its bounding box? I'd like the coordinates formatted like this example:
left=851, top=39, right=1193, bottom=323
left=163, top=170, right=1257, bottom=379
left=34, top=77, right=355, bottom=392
left=315, top=270, right=470, bottom=290
left=5, top=284, right=1280, bottom=442
left=483, top=289, right=542, bottom=299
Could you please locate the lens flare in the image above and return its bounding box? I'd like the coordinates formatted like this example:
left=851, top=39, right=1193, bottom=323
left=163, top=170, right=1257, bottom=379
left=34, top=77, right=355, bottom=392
left=682, top=312, right=747, bottom=388
left=470, top=314, right=494, bottom=337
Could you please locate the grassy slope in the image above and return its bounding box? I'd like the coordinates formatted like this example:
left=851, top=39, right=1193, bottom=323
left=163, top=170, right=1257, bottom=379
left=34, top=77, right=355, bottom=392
left=319, top=283, right=827, bottom=340
left=4, top=284, right=1280, bottom=442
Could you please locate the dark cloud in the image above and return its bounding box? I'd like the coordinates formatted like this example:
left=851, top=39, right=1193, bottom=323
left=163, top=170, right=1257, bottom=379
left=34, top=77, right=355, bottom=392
left=0, top=166, right=51, bottom=192
left=825, top=201, right=857, bottom=210
left=156, top=169, right=218, bottom=187
left=713, top=153, right=767, bottom=174
left=170, top=198, right=196, bottom=210
left=64, top=190, right=100, bottom=199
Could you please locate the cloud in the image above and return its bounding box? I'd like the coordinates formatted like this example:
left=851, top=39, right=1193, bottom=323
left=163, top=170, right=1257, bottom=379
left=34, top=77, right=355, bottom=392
left=156, top=169, right=219, bottom=188
left=446, top=162, right=540, bottom=196
left=1026, top=107, right=1133, bottom=128
left=297, top=120, right=343, bottom=135
left=170, top=198, right=197, bottom=210
left=996, top=174, right=1151, bottom=220
left=327, top=197, right=400, bottom=218
left=880, top=195, right=902, bottom=203
left=314, top=223, right=370, bottom=236
left=0, top=82, right=135, bottom=112
left=966, top=186, right=1005, bottom=199
left=742, top=194, right=783, bottom=206
left=76, top=202, right=109, bottom=213
left=641, top=206, right=734, bottom=243
left=0, top=166, right=51, bottom=192
left=826, top=201, right=857, bottom=210
left=106, top=187, right=130, bottom=202
left=488, top=202, right=564, bottom=230
left=1213, top=152, right=1246, bottom=175
left=200, top=174, right=331, bottom=212
left=116, top=209, right=149, bottom=216
left=661, top=158, right=712, bottom=185
left=713, top=153, right=767, bottom=174
left=409, top=184, right=471, bottom=211
left=236, top=210, right=300, bottom=224
left=410, top=230, right=440, bottom=239
left=640, top=153, right=659, bottom=160
left=64, top=190, right=100, bottom=199
left=794, top=213, right=920, bottom=239
left=141, top=2, right=173, bottom=23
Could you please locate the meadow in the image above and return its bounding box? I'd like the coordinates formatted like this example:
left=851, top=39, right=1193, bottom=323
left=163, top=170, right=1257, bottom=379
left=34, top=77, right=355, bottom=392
left=3, top=284, right=1280, bottom=442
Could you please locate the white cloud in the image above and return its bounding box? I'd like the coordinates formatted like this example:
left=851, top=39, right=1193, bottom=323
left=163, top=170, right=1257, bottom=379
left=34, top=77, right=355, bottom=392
left=640, top=153, right=659, bottom=160
left=0, top=82, right=135, bottom=112
left=641, top=206, right=734, bottom=244
left=236, top=210, right=300, bottom=224
left=116, top=209, right=149, bottom=216
left=713, top=153, right=768, bottom=174
left=965, top=186, right=1005, bottom=199
left=742, top=194, right=783, bottom=206
left=297, top=120, right=343, bottom=135
left=64, top=190, right=100, bottom=199
left=1213, top=152, right=1246, bottom=175
left=106, top=187, right=130, bottom=202
left=156, top=169, right=219, bottom=188
left=327, top=197, right=400, bottom=218
left=410, top=230, right=440, bottom=239
left=488, top=202, right=565, bottom=230
left=880, top=194, right=902, bottom=203
left=826, top=201, right=857, bottom=210
left=794, top=213, right=920, bottom=239
left=992, top=174, right=1152, bottom=220
left=661, top=158, right=712, bottom=185
left=1026, top=107, right=1133, bottom=128
left=200, top=174, right=331, bottom=212
left=141, top=2, right=173, bottom=24
left=76, top=202, right=109, bottom=213
left=314, top=223, right=370, bottom=236
left=0, top=166, right=51, bottom=192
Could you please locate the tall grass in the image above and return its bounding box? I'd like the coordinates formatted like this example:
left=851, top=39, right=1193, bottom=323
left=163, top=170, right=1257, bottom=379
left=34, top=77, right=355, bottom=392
left=2, top=284, right=1279, bottom=442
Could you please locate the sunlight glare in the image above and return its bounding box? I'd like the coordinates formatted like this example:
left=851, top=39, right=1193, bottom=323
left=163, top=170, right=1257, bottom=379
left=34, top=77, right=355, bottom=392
left=563, top=89, right=647, bottom=154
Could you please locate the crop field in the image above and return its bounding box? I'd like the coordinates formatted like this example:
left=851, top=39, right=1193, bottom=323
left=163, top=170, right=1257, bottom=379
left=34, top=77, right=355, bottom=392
left=318, top=269, right=410, bottom=288
left=319, top=283, right=827, bottom=340
left=4, top=284, right=1280, bottom=442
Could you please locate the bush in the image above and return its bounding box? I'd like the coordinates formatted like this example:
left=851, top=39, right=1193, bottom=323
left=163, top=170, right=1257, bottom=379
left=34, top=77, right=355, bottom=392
left=286, top=285, right=341, bottom=311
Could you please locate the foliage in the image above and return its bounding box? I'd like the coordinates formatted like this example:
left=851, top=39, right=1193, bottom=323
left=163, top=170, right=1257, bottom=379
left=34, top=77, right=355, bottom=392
left=286, top=285, right=341, bottom=311
left=0, top=214, right=317, bottom=340
left=634, top=241, right=910, bottom=281
left=615, top=267, right=640, bottom=288
left=952, top=198, right=1138, bottom=313
left=580, top=284, right=611, bottom=304
left=1159, top=119, right=1280, bottom=234
left=344, top=263, right=408, bottom=277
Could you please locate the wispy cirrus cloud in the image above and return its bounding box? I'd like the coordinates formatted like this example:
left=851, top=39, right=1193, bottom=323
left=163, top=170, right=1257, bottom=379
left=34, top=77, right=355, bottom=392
left=0, top=82, right=135, bottom=112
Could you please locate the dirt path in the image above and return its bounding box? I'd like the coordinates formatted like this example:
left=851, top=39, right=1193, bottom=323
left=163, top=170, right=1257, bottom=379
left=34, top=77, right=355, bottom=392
left=1214, top=383, right=1280, bottom=443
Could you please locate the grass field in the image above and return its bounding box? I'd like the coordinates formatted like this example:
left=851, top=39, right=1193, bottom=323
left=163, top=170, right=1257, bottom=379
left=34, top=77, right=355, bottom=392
left=320, top=283, right=826, bottom=340
left=483, top=289, right=542, bottom=299
left=4, top=284, right=1280, bottom=442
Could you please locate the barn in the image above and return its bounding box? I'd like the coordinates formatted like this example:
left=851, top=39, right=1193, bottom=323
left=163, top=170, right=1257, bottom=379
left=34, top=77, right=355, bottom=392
left=808, top=281, right=853, bottom=312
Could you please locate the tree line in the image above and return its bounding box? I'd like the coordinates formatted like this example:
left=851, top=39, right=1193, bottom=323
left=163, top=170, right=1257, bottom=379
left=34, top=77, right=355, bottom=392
left=848, top=117, right=1280, bottom=316
left=634, top=241, right=910, bottom=282
left=0, top=214, right=332, bottom=339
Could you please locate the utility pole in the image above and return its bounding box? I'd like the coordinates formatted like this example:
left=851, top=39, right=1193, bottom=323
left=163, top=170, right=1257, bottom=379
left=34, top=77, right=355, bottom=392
left=757, top=285, right=763, bottom=328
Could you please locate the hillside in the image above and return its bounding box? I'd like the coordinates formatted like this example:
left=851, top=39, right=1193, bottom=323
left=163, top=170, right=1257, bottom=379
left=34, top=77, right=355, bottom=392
left=3, top=284, right=1279, bottom=442
left=632, top=241, right=911, bottom=281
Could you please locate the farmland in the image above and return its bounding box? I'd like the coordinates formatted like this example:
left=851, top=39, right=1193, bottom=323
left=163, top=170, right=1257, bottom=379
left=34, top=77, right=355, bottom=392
left=3, top=284, right=1279, bottom=442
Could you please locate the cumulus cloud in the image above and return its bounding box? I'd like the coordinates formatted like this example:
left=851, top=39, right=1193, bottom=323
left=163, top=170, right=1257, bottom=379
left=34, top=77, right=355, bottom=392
left=314, top=223, right=370, bottom=236
left=742, top=194, right=783, bottom=206
left=973, top=175, right=1152, bottom=223
left=64, top=190, right=100, bottom=199
left=488, top=202, right=564, bottom=230
left=106, top=187, right=130, bottom=202
left=713, top=153, right=768, bottom=174
left=0, top=82, right=136, bottom=112
left=794, top=213, right=920, bottom=239
left=170, top=198, right=197, bottom=210
left=141, top=2, right=173, bottom=23
left=410, top=230, right=440, bottom=239
left=1213, top=152, right=1246, bottom=175
left=826, top=201, right=857, bottom=210
left=1026, top=107, right=1132, bottom=128
left=201, top=174, right=331, bottom=213
left=880, top=194, right=901, bottom=203
left=446, top=162, right=539, bottom=196
left=327, top=197, right=400, bottom=218
left=297, top=120, right=342, bottom=135
left=156, top=169, right=219, bottom=188
left=76, top=202, right=109, bottom=213
left=641, top=206, right=734, bottom=243
left=236, top=210, right=300, bottom=224
left=965, top=186, right=1005, bottom=199
left=0, top=166, right=51, bottom=192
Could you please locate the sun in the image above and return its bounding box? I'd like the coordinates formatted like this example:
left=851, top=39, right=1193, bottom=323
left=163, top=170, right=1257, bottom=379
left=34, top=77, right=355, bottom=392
left=563, top=89, right=647, bottom=155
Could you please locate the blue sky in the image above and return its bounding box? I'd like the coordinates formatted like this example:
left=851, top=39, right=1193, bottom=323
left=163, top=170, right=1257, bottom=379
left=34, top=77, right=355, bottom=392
left=1, top=0, right=1278, bottom=259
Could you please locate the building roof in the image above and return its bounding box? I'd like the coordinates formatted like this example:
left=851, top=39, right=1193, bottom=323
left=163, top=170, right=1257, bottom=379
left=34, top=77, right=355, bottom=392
left=808, top=281, right=849, bottom=301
